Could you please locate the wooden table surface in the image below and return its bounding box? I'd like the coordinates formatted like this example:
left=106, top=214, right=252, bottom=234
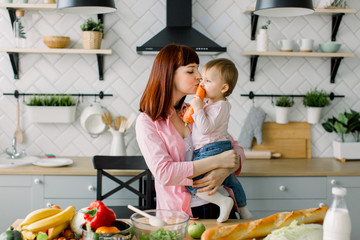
left=12, top=218, right=249, bottom=240
left=2, top=156, right=360, bottom=176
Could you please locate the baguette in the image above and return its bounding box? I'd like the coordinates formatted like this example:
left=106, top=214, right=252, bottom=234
left=201, top=206, right=328, bottom=240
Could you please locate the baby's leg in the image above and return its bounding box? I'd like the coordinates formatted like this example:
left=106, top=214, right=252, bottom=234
left=196, top=191, right=233, bottom=223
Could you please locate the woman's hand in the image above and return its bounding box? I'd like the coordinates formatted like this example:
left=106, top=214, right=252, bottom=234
left=193, top=168, right=232, bottom=195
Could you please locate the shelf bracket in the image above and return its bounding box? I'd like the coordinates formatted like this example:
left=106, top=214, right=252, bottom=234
left=97, top=14, right=104, bottom=38
left=7, top=52, right=19, bottom=80
left=97, top=54, right=104, bottom=81
left=332, top=13, right=344, bottom=41
left=6, top=8, right=16, bottom=30
left=250, top=55, right=259, bottom=81
left=251, top=12, right=259, bottom=40
left=330, top=57, right=343, bottom=84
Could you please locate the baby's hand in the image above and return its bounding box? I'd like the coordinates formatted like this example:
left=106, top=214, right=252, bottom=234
left=189, top=96, right=204, bottom=112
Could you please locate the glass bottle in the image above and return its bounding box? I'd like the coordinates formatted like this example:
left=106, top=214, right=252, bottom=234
left=13, top=10, right=26, bottom=48
left=323, top=187, right=351, bottom=240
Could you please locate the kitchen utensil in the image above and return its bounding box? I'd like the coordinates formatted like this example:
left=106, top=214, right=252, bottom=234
left=297, top=39, right=314, bottom=52
left=245, top=151, right=281, bottom=159
left=124, top=113, right=136, bottom=131
left=128, top=205, right=166, bottom=227
left=319, top=43, right=341, bottom=53
left=14, top=100, right=24, bottom=143
left=42, top=36, right=70, bottom=48
left=109, top=128, right=126, bottom=156
left=101, top=112, right=113, bottom=129
left=119, top=120, right=126, bottom=133
left=80, top=103, right=108, bottom=137
left=277, top=39, right=295, bottom=52
left=114, top=116, right=127, bottom=131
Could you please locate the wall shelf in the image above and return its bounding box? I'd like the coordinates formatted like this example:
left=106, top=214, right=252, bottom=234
left=0, top=48, right=112, bottom=80
left=0, top=3, right=56, bottom=10
left=243, top=7, right=357, bottom=41
left=242, top=51, right=354, bottom=83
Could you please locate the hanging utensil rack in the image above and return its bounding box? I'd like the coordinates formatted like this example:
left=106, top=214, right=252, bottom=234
left=3, top=90, right=113, bottom=99
left=241, top=91, right=345, bottom=100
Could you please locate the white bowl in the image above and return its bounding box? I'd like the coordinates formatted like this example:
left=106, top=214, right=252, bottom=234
left=80, top=103, right=108, bottom=137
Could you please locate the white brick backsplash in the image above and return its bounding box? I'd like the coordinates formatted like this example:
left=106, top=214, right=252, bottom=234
left=0, top=0, right=360, bottom=157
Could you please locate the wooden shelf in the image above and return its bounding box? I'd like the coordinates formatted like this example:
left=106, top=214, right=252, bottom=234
left=0, top=48, right=112, bottom=55
left=243, top=51, right=354, bottom=83
left=243, top=7, right=357, bottom=14
left=242, top=51, right=354, bottom=58
left=0, top=3, right=56, bottom=10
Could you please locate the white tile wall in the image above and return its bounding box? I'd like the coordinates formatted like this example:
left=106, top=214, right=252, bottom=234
left=0, top=0, right=359, bottom=158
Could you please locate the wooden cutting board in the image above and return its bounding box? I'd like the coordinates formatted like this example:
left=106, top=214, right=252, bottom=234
left=252, top=122, right=311, bottom=159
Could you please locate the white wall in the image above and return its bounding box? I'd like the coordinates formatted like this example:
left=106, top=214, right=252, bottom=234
left=0, top=0, right=359, bottom=157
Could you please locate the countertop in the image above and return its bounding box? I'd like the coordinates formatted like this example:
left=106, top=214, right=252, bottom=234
left=1, top=156, right=360, bottom=176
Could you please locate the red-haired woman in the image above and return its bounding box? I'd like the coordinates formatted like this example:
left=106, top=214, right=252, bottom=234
left=136, top=44, right=245, bottom=219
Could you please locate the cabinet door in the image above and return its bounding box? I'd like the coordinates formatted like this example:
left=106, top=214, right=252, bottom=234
left=0, top=175, right=43, bottom=232
left=327, top=176, right=360, bottom=239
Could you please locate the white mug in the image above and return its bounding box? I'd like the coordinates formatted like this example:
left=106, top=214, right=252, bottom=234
left=297, top=39, right=314, bottom=52
left=277, top=40, right=295, bottom=52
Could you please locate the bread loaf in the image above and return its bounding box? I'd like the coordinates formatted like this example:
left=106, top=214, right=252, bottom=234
left=201, top=206, right=328, bottom=240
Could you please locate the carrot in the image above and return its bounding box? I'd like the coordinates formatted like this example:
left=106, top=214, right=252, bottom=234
left=182, top=84, right=205, bottom=126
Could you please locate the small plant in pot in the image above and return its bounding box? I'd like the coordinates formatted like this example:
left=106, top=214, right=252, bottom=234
left=80, top=18, right=104, bottom=49
left=303, top=89, right=330, bottom=124
left=274, top=95, right=294, bottom=124
left=27, top=95, right=77, bottom=123
left=322, top=109, right=360, bottom=160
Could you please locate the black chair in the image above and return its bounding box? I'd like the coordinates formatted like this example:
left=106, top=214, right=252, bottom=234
left=93, top=155, right=155, bottom=218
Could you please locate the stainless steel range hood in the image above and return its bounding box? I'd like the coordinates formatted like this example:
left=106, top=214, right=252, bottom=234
left=136, top=0, right=226, bottom=55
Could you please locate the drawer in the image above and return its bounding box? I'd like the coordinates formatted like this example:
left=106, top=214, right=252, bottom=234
left=44, top=175, right=143, bottom=199
left=0, top=175, right=32, bottom=186
left=327, top=176, right=360, bottom=188
left=44, top=198, right=139, bottom=210
left=247, top=199, right=327, bottom=212
left=238, top=177, right=327, bottom=199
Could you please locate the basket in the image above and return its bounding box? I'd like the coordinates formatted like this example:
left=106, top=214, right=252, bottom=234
left=315, top=0, right=346, bottom=9
left=42, top=36, right=70, bottom=48
left=44, top=0, right=56, bottom=3
left=82, top=31, right=103, bottom=49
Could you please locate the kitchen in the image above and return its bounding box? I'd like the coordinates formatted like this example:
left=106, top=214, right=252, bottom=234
left=0, top=0, right=360, bottom=239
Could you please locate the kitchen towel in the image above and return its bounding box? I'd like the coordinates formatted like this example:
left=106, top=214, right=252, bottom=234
left=238, top=107, right=266, bottom=149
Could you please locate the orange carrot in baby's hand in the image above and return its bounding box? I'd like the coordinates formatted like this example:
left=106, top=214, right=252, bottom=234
left=183, top=84, right=205, bottom=126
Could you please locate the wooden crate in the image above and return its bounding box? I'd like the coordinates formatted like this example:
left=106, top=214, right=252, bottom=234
left=252, top=122, right=311, bottom=159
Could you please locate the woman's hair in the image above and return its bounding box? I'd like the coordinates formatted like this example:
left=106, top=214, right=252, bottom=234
left=139, top=44, right=199, bottom=121
left=203, top=58, right=238, bottom=97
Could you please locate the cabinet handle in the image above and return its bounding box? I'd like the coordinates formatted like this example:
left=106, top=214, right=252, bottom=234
left=319, top=202, right=326, bottom=207
left=330, top=179, right=337, bottom=185
left=88, top=185, right=96, bottom=191
left=46, top=202, right=53, bottom=208
left=34, top=178, right=41, bottom=184
left=279, top=185, right=286, bottom=191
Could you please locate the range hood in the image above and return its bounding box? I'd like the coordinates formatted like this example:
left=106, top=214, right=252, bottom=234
left=136, top=0, right=226, bottom=55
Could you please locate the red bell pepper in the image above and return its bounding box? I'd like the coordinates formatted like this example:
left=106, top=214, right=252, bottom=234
left=83, top=201, right=116, bottom=230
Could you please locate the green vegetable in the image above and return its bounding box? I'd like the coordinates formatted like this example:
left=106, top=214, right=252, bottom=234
left=0, top=226, right=23, bottom=240
left=264, top=221, right=323, bottom=240
left=36, top=232, right=49, bottom=240
left=139, top=228, right=181, bottom=240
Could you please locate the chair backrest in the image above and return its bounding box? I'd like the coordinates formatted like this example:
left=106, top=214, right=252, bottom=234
left=92, top=155, right=155, bottom=216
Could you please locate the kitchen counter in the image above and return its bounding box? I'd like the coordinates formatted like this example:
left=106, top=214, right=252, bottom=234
left=1, top=157, right=360, bottom=176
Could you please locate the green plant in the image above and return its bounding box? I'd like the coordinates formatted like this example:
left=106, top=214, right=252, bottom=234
left=27, top=95, right=76, bottom=107
left=303, top=89, right=330, bottom=107
left=322, top=109, right=360, bottom=142
left=16, top=21, right=26, bottom=39
left=275, top=96, right=294, bottom=107
left=80, top=18, right=104, bottom=32
left=261, top=20, right=271, bottom=29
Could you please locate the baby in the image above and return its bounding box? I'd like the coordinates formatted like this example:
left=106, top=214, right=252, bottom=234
left=186, top=58, right=252, bottom=222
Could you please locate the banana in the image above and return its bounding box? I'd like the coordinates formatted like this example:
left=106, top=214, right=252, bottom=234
left=20, top=208, right=63, bottom=227
left=22, top=206, right=76, bottom=232
left=48, top=222, right=69, bottom=239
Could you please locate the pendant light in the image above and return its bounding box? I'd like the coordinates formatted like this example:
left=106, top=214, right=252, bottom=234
left=254, top=0, right=314, bottom=17
left=57, top=0, right=116, bottom=14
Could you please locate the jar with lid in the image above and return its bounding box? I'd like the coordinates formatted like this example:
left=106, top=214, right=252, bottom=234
left=323, top=187, right=351, bottom=240
left=13, top=10, right=27, bottom=48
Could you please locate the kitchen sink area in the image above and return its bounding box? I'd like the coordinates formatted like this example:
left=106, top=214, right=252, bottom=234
left=0, top=155, right=39, bottom=168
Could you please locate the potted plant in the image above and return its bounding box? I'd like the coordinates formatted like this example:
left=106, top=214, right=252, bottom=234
left=322, top=109, right=360, bottom=160
left=303, top=89, right=330, bottom=124
left=80, top=18, right=104, bottom=49
left=257, top=20, right=271, bottom=52
left=274, top=95, right=294, bottom=124
left=27, top=95, right=77, bottom=123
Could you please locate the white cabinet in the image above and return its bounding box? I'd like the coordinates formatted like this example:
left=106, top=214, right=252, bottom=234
left=0, top=175, right=43, bottom=231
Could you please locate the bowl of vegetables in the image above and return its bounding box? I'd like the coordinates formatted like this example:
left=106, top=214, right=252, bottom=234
left=82, top=220, right=134, bottom=240
left=130, top=209, right=189, bottom=240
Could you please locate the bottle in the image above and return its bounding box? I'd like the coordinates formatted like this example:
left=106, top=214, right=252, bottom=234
left=323, top=187, right=351, bottom=240
left=13, top=10, right=26, bottom=48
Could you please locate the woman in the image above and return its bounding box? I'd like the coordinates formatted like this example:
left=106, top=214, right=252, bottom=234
left=136, top=44, right=245, bottom=219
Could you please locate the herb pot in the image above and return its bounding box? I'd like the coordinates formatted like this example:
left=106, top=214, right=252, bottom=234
left=275, top=106, right=290, bottom=124
left=82, top=31, right=102, bottom=49
left=307, top=107, right=323, bottom=124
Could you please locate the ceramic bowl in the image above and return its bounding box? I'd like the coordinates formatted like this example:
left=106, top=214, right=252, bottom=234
left=80, top=103, right=108, bottom=137
left=82, top=220, right=134, bottom=240
left=130, top=209, right=189, bottom=240
left=42, top=36, right=70, bottom=48
left=319, top=43, right=341, bottom=53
